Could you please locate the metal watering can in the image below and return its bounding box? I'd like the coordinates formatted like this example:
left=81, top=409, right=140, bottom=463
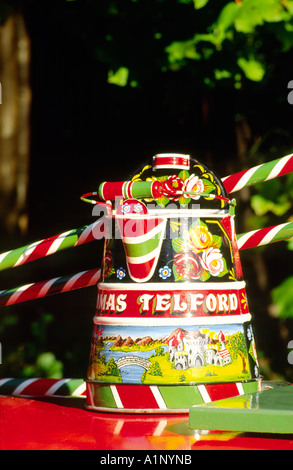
left=1, top=151, right=293, bottom=412
left=85, top=153, right=260, bottom=413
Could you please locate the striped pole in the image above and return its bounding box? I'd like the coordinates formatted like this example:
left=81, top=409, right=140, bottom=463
left=0, top=378, right=86, bottom=397
left=237, top=222, right=293, bottom=250
left=0, top=220, right=102, bottom=273
left=0, top=268, right=100, bottom=307
left=222, top=153, right=293, bottom=193
left=0, top=222, right=291, bottom=308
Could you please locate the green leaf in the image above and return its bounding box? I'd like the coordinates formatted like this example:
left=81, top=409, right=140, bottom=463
left=272, top=276, right=293, bottom=319
left=234, top=0, right=289, bottom=33
left=179, top=195, right=190, bottom=206
left=251, top=194, right=291, bottom=216
left=237, top=57, right=265, bottom=81
left=212, top=234, right=222, bottom=249
left=202, top=178, right=216, bottom=194
left=108, top=67, right=129, bottom=87
left=172, top=236, right=185, bottom=253
left=214, top=69, right=233, bottom=80
left=190, top=219, right=204, bottom=231
left=36, top=352, right=63, bottom=379
left=193, top=0, right=210, bottom=9
left=178, top=170, right=190, bottom=181
left=172, top=263, right=185, bottom=281
left=217, top=257, right=228, bottom=278
left=157, top=195, right=170, bottom=207
left=165, top=39, right=201, bottom=63
left=216, top=2, right=240, bottom=32
left=200, top=269, right=210, bottom=282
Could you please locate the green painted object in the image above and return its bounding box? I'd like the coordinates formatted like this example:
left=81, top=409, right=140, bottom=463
left=189, top=385, right=293, bottom=434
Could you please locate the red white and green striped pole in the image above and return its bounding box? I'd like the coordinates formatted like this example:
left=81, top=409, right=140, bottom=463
left=222, top=153, right=293, bottom=194
left=0, top=268, right=100, bottom=308
left=0, top=222, right=292, bottom=308
left=0, top=220, right=103, bottom=273
left=236, top=221, right=293, bottom=250
left=0, top=378, right=86, bottom=397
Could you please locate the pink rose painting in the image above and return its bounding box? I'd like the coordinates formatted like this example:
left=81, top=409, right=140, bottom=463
left=171, top=221, right=228, bottom=282
left=145, top=169, right=217, bottom=206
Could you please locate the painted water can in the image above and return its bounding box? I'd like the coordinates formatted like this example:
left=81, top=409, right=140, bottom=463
left=86, top=154, right=261, bottom=413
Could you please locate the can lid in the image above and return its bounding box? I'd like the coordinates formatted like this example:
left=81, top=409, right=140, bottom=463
left=153, top=153, right=190, bottom=170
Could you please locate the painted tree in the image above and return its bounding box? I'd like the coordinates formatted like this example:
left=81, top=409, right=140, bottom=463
left=227, top=331, right=248, bottom=373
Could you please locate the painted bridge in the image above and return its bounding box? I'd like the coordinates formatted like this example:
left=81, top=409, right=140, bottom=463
left=115, top=356, right=151, bottom=370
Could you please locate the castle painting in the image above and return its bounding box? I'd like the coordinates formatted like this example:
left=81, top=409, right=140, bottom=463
left=87, top=323, right=259, bottom=385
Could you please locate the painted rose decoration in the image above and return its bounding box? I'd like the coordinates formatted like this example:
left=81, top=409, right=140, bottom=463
left=201, top=247, right=224, bottom=277
left=171, top=221, right=228, bottom=282
left=183, top=174, right=205, bottom=200
left=144, top=169, right=218, bottom=207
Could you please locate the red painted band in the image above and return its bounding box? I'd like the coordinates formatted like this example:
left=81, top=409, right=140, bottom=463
left=96, top=285, right=249, bottom=318
left=153, top=155, right=190, bottom=170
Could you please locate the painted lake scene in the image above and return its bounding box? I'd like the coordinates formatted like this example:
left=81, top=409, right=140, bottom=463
left=87, top=323, right=259, bottom=385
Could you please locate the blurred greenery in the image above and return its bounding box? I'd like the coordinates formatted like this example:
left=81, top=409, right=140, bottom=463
left=272, top=276, right=293, bottom=319
left=0, top=0, right=293, bottom=382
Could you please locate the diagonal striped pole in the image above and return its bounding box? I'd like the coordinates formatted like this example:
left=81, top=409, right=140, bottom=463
left=0, top=222, right=292, bottom=309
left=0, top=268, right=100, bottom=307
left=0, top=220, right=102, bottom=273
left=0, top=378, right=86, bottom=397
left=237, top=222, right=293, bottom=250
left=222, top=153, right=293, bottom=193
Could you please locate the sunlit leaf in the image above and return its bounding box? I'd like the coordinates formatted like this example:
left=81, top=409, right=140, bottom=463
left=108, top=67, right=129, bottom=87
left=234, top=0, right=289, bottom=33
left=193, top=0, right=210, bottom=9
left=165, top=40, right=201, bottom=63
left=237, top=57, right=265, bottom=81
left=272, top=276, right=293, bottom=319
left=250, top=194, right=291, bottom=216
left=216, top=1, right=240, bottom=32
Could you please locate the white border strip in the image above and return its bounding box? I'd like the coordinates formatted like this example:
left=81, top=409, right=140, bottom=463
left=110, top=385, right=123, bottom=408
left=98, top=280, right=246, bottom=292
left=236, top=382, right=245, bottom=395
left=150, top=386, right=167, bottom=409
left=94, top=313, right=251, bottom=326
left=198, top=385, right=211, bottom=403
left=113, top=209, right=228, bottom=217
